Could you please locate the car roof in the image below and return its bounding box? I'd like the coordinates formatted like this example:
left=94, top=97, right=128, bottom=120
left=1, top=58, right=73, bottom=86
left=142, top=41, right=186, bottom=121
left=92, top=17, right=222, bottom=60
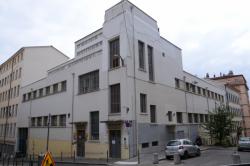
left=169, top=139, right=191, bottom=142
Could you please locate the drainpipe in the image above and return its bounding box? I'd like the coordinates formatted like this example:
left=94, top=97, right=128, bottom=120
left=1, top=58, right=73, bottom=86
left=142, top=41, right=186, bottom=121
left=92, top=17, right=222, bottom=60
left=71, top=73, right=75, bottom=157
left=131, top=5, right=138, bottom=157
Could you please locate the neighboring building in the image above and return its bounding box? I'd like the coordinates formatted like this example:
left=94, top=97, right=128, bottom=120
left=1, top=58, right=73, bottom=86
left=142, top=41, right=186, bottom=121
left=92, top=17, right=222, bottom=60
left=0, top=46, right=69, bottom=154
left=211, top=74, right=250, bottom=136
left=18, top=0, right=228, bottom=159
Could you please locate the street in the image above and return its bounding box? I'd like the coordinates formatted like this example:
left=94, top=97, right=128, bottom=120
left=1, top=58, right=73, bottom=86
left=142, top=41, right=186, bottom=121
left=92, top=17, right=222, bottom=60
left=155, top=148, right=250, bottom=166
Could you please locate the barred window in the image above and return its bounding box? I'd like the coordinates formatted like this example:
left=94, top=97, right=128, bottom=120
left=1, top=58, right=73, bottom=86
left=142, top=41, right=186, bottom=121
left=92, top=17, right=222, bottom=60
left=90, top=111, right=99, bottom=140
left=188, top=113, right=193, bottom=123
left=79, top=70, right=99, bottom=94
left=150, top=105, right=156, bottom=123
left=51, top=115, right=57, bottom=127
left=61, top=81, right=67, bottom=91
left=44, top=116, right=48, bottom=126
left=46, top=86, right=50, bottom=95
left=53, top=83, right=58, bottom=93
left=31, top=117, right=36, bottom=127
left=59, top=114, right=66, bottom=127
left=110, top=84, right=120, bottom=113
left=138, top=41, right=145, bottom=69
left=37, top=117, right=42, bottom=127
left=176, top=112, right=183, bottom=123
left=140, top=93, right=147, bottom=113
left=109, top=37, right=120, bottom=68
left=148, top=45, right=154, bottom=81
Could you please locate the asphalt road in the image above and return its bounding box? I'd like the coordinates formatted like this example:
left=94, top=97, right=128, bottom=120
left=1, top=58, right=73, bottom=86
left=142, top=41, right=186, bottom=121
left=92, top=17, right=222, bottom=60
left=156, top=148, right=250, bottom=166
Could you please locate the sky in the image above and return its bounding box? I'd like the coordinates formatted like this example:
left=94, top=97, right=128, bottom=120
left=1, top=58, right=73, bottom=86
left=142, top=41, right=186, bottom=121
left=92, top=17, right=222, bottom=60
left=0, top=0, right=250, bottom=84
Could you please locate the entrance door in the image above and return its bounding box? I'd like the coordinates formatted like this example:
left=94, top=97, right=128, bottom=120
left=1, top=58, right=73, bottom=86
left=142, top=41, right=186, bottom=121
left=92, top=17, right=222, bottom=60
left=76, top=130, right=85, bottom=157
left=109, top=130, right=121, bottom=158
left=18, top=128, right=28, bottom=156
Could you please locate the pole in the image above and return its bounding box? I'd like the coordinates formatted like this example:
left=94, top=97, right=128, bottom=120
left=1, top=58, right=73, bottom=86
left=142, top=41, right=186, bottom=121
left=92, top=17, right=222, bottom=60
left=71, top=73, right=75, bottom=157
left=46, top=114, right=51, bottom=151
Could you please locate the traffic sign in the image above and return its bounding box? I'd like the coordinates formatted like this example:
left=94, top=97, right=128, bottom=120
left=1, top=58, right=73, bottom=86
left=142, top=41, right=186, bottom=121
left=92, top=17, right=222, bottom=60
left=41, top=152, right=55, bottom=166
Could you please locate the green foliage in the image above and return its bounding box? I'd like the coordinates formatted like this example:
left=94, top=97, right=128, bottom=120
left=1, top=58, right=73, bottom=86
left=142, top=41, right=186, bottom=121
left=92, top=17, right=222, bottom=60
left=202, top=106, right=235, bottom=145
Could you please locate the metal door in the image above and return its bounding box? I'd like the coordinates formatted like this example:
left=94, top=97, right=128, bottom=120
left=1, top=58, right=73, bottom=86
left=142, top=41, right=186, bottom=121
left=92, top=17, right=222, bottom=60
left=76, top=130, right=85, bottom=157
left=109, top=130, right=121, bottom=158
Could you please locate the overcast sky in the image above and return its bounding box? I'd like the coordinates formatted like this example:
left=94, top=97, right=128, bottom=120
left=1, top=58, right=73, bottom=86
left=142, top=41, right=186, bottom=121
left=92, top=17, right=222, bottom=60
left=1, top=0, right=250, bottom=84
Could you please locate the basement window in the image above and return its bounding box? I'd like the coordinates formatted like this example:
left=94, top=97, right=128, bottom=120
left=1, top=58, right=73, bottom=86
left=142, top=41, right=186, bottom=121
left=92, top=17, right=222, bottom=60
left=142, top=142, right=149, bottom=148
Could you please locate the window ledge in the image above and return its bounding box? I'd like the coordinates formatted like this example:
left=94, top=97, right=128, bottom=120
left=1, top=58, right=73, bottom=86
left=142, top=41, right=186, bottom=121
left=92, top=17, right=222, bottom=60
left=140, top=113, right=148, bottom=115
left=108, top=113, right=121, bottom=116
left=148, top=80, right=155, bottom=84
left=138, top=68, right=147, bottom=72
left=78, top=89, right=100, bottom=95
left=88, top=140, right=100, bottom=143
left=108, top=66, right=122, bottom=71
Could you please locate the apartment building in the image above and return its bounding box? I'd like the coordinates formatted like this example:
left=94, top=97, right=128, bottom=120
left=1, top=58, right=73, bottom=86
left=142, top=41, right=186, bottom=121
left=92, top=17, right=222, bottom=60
left=211, top=75, right=250, bottom=136
left=18, top=0, right=233, bottom=159
left=0, top=46, right=69, bottom=154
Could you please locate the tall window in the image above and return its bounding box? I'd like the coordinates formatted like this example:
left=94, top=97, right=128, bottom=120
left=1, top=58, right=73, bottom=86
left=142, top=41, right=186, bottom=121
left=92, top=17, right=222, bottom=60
left=61, top=81, right=67, bottom=91
left=194, top=114, right=198, bottom=123
left=51, top=115, right=57, bottom=126
left=168, top=111, right=172, bottom=122
left=175, top=78, right=180, bottom=88
left=188, top=113, right=193, bottom=123
left=39, top=88, right=43, bottom=97
left=90, top=111, right=99, bottom=140
left=44, top=116, right=48, bottom=126
left=46, top=86, right=50, bottom=95
left=176, top=112, right=183, bottom=123
left=138, top=41, right=145, bottom=70
left=53, top=83, right=58, bottom=93
left=59, top=114, right=66, bottom=127
left=79, top=70, right=99, bottom=94
left=31, top=117, right=36, bottom=127
left=148, top=45, right=154, bottom=81
left=109, top=37, right=120, bottom=68
left=150, top=105, right=156, bottom=123
left=37, top=117, right=42, bottom=127
left=140, top=93, right=147, bottom=113
left=110, top=84, right=120, bottom=113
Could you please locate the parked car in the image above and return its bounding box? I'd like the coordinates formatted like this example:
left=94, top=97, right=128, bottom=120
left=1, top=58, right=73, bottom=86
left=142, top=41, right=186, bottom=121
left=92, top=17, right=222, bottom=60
left=238, top=137, right=250, bottom=151
left=165, top=139, right=201, bottom=159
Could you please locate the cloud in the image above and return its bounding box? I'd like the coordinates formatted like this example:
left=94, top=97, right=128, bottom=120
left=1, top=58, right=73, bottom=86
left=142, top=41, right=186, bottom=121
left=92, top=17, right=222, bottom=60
left=0, top=0, right=250, bottom=85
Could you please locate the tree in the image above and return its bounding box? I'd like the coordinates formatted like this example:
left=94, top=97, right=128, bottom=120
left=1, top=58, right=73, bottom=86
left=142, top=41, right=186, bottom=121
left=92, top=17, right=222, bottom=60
left=202, top=106, right=234, bottom=145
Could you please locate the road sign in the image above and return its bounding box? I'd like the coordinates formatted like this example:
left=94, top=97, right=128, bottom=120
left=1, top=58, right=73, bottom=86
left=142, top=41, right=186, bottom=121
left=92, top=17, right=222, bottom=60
left=41, top=152, right=55, bottom=166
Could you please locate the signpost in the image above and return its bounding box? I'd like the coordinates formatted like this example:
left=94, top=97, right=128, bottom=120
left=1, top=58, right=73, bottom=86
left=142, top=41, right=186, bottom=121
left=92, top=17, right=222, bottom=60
left=41, top=152, right=55, bottom=166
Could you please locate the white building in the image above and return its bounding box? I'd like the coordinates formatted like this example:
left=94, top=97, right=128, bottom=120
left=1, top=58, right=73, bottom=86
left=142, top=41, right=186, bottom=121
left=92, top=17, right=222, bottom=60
left=0, top=46, right=69, bottom=154
left=18, top=0, right=233, bottom=159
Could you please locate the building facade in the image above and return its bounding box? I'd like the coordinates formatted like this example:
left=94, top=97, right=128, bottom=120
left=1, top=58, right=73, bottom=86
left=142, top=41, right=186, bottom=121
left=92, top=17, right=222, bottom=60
left=17, top=0, right=242, bottom=159
left=211, top=75, right=250, bottom=136
left=0, top=46, right=69, bottom=154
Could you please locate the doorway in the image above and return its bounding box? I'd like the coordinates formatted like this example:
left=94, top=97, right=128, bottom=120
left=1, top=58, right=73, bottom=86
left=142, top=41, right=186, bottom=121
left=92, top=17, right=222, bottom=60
left=76, top=129, right=85, bottom=157
left=18, top=128, right=28, bottom=156
left=109, top=130, right=121, bottom=158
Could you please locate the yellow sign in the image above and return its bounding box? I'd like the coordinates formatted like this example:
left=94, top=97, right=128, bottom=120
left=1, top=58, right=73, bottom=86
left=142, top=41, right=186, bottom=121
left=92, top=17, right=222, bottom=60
left=41, top=152, right=55, bottom=166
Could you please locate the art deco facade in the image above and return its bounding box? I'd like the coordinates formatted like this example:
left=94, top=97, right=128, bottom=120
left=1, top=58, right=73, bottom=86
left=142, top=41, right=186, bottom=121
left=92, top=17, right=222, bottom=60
left=17, top=1, right=242, bottom=160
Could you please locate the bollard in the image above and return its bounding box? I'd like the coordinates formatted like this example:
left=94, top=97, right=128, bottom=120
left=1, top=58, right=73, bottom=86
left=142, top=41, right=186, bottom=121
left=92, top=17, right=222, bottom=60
left=174, top=153, right=181, bottom=165
left=232, top=152, right=241, bottom=164
left=153, top=153, right=159, bottom=164
left=60, top=152, right=63, bottom=161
